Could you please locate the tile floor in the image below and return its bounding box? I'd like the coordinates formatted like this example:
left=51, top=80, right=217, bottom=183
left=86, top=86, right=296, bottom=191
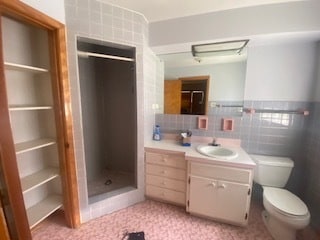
left=87, top=170, right=135, bottom=197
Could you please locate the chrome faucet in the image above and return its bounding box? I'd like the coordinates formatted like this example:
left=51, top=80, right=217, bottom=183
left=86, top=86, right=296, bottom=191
left=211, top=138, right=220, bottom=146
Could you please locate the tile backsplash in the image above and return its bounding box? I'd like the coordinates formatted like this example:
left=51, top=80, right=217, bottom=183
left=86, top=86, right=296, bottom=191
left=156, top=99, right=320, bottom=229
left=156, top=100, right=310, bottom=156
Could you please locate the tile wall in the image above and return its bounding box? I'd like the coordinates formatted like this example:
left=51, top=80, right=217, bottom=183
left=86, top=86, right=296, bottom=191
left=304, top=102, right=320, bottom=230
left=155, top=100, right=310, bottom=192
left=64, top=0, right=155, bottom=222
left=156, top=99, right=320, bottom=229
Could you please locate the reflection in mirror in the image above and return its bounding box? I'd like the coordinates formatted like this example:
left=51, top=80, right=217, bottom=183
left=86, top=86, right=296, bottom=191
left=164, top=76, right=209, bottom=115
left=159, top=51, right=247, bottom=115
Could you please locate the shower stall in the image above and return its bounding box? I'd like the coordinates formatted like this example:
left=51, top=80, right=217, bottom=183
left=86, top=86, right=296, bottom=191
left=77, top=37, right=137, bottom=203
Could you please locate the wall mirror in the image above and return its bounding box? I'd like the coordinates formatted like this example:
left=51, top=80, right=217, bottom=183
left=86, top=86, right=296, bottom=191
left=158, top=51, right=247, bottom=115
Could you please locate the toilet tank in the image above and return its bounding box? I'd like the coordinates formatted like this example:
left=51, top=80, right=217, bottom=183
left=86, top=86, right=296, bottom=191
left=250, top=154, right=294, bottom=188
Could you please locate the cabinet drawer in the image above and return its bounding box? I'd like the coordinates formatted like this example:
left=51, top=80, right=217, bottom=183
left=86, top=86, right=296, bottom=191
left=145, top=152, right=186, bottom=169
left=146, top=185, right=185, bottom=205
left=146, top=164, right=186, bottom=181
left=146, top=174, right=186, bottom=192
left=190, top=162, right=252, bottom=184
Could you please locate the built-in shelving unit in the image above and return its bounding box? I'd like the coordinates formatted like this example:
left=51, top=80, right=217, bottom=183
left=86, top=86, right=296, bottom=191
left=2, top=16, right=63, bottom=230
left=9, top=105, right=53, bottom=111
left=4, top=62, right=49, bottom=73
left=21, top=168, right=60, bottom=193
left=15, top=138, right=56, bottom=154
left=0, top=2, right=80, bottom=238
left=26, top=195, right=62, bottom=228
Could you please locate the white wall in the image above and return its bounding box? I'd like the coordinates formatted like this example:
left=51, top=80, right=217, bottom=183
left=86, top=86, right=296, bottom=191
left=244, top=41, right=318, bottom=101
left=149, top=1, right=320, bottom=54
left=20, top=0, right=65, bottom=23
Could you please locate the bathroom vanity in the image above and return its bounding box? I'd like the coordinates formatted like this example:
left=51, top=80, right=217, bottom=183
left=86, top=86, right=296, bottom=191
left=145, top=138, right=255, bottom=226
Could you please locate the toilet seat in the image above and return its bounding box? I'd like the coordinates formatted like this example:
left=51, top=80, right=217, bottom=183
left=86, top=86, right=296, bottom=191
left=263, top=187, right=308, bottom=217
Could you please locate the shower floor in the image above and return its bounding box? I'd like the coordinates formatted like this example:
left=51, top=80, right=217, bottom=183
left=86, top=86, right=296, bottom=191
left=87, top=170, right=135, bottom=198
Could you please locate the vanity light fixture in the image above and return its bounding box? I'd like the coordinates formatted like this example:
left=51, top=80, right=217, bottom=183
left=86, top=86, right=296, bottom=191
left=192, top=39, right=249, bottom=58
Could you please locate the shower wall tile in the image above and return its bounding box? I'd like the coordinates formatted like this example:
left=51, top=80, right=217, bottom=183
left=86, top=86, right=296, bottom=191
left=143, top=47, right=163, bottom=142
left=64, top=0, right=150, bottom=223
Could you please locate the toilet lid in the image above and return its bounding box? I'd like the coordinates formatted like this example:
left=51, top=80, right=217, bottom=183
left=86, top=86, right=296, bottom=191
left=263, top=187, right=308, bottom=216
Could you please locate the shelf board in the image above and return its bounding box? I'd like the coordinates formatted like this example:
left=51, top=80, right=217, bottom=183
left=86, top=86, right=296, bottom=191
left=21, top=168, right=60, bottom=194
left=26, top=195, right=62, bottom=228
left=4, top=62, right=49, bottom=73
left=9, top=105, right=53, bottom=111
left=15, top=138, right=56, bottom=154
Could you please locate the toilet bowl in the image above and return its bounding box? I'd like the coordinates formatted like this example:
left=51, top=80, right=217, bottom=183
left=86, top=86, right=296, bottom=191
left=262, top=187, right=310, bottom=240
left=250, top=155, right=310, bottom=240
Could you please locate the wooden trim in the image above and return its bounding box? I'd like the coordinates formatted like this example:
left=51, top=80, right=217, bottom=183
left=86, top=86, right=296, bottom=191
left=0, top=0, right=62, bottom=30
left=49, top=27, right=81, bottom=228
left=178, top=75, right=210, bottom=115
left=0, top=191, right=10, bottom=240
left=0, top=182, right=10, bottom=240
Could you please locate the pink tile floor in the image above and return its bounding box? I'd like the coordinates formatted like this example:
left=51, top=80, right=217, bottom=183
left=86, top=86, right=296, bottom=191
left=32, top=199, right=318, bottom=240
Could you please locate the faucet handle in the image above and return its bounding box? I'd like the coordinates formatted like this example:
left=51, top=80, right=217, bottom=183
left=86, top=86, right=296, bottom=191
left=211, top=138, right=220, bottom=146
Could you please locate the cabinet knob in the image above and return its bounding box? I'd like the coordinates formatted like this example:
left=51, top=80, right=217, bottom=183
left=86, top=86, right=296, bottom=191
left=218, top=184, right=226, bottom=189
left=210, top=182, right=216, bottom=187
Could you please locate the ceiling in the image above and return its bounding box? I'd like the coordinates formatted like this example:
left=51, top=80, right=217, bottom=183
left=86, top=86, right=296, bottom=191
left=99, top=0, right=306, bottom=22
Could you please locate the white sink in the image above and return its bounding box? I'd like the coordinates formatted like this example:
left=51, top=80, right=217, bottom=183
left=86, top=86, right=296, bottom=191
left=196, top=145, right=238, bottom=160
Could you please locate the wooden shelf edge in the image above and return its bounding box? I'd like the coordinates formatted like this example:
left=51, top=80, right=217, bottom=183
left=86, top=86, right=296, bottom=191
left=15, top=138, right=56, bottom=154
left=4, top=62, right=49, bottom=73
left=9, top=105, right=53, bottom=111
left=26, top=195, right=63, bottom=229
left=21, top=168, right=60, bottom=193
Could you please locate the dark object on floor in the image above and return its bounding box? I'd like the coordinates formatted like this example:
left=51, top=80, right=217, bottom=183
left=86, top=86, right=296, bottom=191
left=105, top=179, right=112, bottom=185
left=122, top=231, right=145, bottom=240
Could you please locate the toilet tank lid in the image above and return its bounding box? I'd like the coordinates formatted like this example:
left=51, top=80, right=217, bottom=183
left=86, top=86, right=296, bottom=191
left=250, top=154, right=294, bottom=167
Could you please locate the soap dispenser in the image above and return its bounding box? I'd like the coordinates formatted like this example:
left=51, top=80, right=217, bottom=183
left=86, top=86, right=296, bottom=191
left=153, top=125, right=161, bottom=141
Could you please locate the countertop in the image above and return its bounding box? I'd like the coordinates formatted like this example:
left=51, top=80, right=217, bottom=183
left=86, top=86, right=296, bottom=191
left=145, top=139, right=256, bottom=169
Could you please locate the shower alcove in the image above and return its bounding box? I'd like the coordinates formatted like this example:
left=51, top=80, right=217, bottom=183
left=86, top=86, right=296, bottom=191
left=77, top=37, right=137, bottom=204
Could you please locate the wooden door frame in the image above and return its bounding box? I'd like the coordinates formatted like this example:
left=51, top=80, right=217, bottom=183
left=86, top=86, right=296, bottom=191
left=179, top=75, right=210, bottom=115
left=0, top=1, right=80, bottom=239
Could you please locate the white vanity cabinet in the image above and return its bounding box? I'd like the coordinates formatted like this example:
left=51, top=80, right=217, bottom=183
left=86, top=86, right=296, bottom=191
left=145, top=151, right=187, bottom=206
left=187, top=161, right=253, bottom=226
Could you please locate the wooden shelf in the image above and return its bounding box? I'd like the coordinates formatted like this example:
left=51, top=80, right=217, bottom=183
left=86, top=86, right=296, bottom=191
left=9, top=105, right=53, bottom=111
left=4, top=62, right=49, bottom=73
left=21, top=168, right=60, bottom=194
left=15, top=138, right=56, bottom=154
left=26, top=195, right=62, bottom=228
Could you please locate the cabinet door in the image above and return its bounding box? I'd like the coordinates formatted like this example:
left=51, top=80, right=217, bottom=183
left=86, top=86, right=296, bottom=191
left=214, top=180, right=250, bottom=225
left=188, top=175, right=250, bottom=225
left=188, top=175, right=218, bottom=218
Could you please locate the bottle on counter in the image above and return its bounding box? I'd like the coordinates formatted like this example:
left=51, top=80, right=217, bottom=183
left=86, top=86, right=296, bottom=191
left=153, top=125, right=161, bottom=141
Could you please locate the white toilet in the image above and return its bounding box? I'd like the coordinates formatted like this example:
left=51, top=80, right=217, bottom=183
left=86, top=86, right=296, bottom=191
left=250, top=154, right=310, bottom=240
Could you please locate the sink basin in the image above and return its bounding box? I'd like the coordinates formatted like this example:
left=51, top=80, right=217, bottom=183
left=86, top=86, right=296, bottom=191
left=196, top=145, right=238, bottom=160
